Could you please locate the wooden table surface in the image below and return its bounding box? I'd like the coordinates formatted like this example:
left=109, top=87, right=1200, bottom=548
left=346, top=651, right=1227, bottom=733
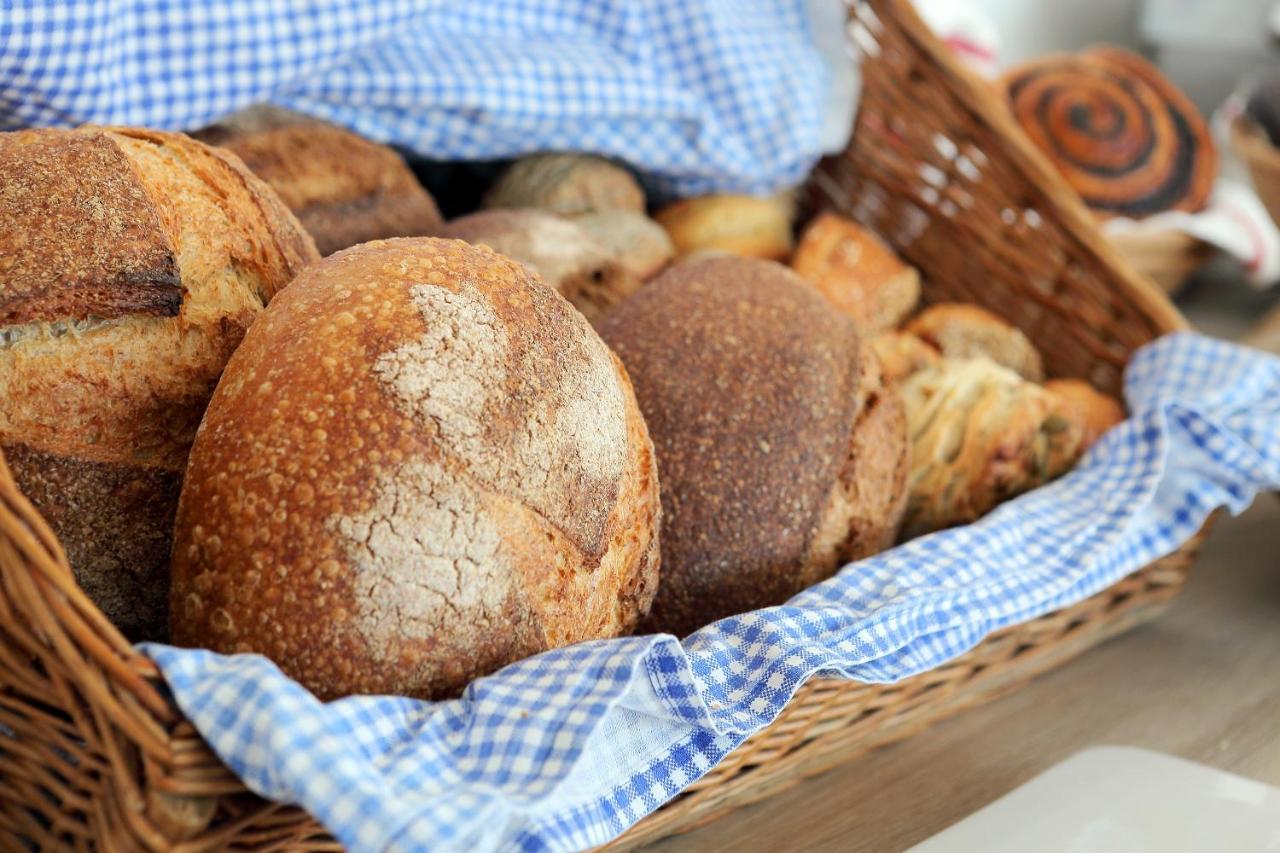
left=646, top=279, right=1280, bottom=853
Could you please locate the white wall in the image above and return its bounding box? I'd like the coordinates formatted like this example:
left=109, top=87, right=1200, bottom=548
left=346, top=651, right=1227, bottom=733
left=971, top=0, right=1142, bottom=65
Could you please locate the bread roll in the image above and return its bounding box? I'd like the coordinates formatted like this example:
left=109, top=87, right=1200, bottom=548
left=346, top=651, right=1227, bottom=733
left=791, top=213, right=921, bottom=331
left=598, top=256, right=908, bottom=636
left=899, top=358, right=1084, bottom=537
left=441, top=209, right=641, bottom=325
left=654, top=194, right=794, bottom=261
left=0, top=126, right=318, bottom=639
left=170, top=238, right=660, bottom=699
left=871, top=330, right=941, bottom=384
left=483, top=153, right=646, bottom=217
left=196, top=106, right=443, bottom=256
left=1044, top=379, right=1124, bottom=450
left=575, top=210, right=675, bottom=280
left=905, top=303, right=1044, bottom=381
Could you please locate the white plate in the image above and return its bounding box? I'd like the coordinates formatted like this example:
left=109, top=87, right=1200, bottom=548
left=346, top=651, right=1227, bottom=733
left=910, top=746, right=1280, bottom=853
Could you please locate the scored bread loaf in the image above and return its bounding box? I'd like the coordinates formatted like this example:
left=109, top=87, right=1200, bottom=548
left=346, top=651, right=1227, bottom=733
left=196, top=105, right=443, bottom=256
left=170, top=238, right=660, bottom=699
left=441, top=209, right=641, bottom=325
left=0, top=126, right=318, bottom=639
left=598, top=256, right=908, bottom=636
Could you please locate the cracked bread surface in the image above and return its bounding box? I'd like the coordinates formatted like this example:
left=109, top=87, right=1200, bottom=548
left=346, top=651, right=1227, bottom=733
left=599, top=256, right=899, bottom=637
left=170, top=237, right=660, bottom=699
left=0, top=126, right=318, bottom=638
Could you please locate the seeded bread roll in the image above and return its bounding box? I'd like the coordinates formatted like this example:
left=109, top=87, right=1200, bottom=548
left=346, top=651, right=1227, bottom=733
left=1044, top=379, right=1125, bottom=450
left=483, top=153, right=646, bottom=217
left=905, top=303, right=1045, bottom=381
left=0, top=126, right=318, bottom=639
left=791, top=213, right=921, bottom=331
left=598, top=256, right=908, bottom=636
left=196, top=106, right=443, bottom=256
left=899, top=358, right=1084, bottom=537
left=171, top=238, right=660, bottom=699
left=442, top=209, right=641, bottom=325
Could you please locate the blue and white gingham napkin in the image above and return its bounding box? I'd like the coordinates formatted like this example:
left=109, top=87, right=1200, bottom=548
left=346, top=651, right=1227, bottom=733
left=143, top=333, right=1280, bottom=851
left=0, top=0, right=839, bottom=197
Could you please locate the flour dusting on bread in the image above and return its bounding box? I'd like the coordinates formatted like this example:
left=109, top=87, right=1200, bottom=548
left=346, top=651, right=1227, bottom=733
left=330, top=458, right=508, bottom=659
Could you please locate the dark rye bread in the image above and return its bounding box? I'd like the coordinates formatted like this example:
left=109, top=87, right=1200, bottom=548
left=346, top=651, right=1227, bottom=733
left=196, top=105, right=444, bottom=256
left=0, top=126, right=318, bottom=639
left=170, top=238, right=661, bottom=699
left=598, top=256, right=909, bottom=636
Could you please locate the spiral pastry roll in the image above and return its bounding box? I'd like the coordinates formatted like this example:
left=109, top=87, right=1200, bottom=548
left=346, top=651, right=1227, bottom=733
left=1003, top=47, right=1216, bottom=217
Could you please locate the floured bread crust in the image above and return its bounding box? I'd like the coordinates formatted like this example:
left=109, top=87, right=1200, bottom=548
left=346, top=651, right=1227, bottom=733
left=170, top=238, right=659, bottom=699
left=0, top=127, right=318, bottom=638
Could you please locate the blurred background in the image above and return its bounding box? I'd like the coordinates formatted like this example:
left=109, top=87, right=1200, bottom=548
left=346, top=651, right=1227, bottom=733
left=970, top=0, right=1280, bottom=342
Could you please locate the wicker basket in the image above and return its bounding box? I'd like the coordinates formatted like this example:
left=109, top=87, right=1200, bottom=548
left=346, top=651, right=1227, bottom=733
left=1233, top=114, right=1280, bottom=230
left=0, top=0, right=1201, bottom=849
left=1110, top=228, right=1214, bottom=295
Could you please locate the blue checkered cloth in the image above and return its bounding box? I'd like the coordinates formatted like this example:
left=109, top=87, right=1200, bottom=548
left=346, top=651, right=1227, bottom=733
left=142, top=332, right=1280, bottom=851
left=0, top=0, right=834, bottom=197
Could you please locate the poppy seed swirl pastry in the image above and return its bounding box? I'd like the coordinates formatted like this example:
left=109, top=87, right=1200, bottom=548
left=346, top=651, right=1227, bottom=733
left=1003, top=47, right=1216, bottom=217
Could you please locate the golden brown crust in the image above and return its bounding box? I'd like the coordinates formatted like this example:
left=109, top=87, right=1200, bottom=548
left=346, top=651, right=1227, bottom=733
left=483, top=153, right=646, bottom=217
left=0, top=127, right=318, bottom=639
left=196, top=106, right=443, bottom=256
left=899, top=358, right=1084, bottom=538
left=0, top=129, right=181, bottom=325
left=442, top=209, right=640, bottom=325
left=871, top=330, right=942, bottom=384
left=575, top=210, right=675, bottom=281
left=1044, top=378, right=1125, bottom=450
left=791, top=212, right=921, bottom=331
left=905, top=303, right=1045, bottom=381
left=599, top=256, right=868, bottom=636
left=654, top=195, right=795, bottom=261
left=171, top=238, right=659, bottom=699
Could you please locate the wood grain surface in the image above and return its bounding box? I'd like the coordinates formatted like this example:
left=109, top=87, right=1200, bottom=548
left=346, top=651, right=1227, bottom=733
left=643, top=498, right=1280, bottom=852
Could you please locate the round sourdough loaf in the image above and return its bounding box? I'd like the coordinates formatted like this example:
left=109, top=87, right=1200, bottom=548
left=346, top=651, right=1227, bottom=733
left=0, top=126, right=318, bottom=639
left=598, top=257, right=909, bottom=636
left=196, top=106, right=444, bottom=256
left=170, top=238, right=661, bottom=699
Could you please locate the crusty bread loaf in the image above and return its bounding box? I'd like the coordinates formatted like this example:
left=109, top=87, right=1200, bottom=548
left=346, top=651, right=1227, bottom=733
left=1044, top=379, right=1125, bottom=450
left=654, top=194, right=795, bottom=261
left=0, top=126, right=318, bottom=639
left=598, top=256, right=908, bottom=636
left=196, top=106, right=443, bottom=256
left=791, top=213, right=921, bottom=331
left=441, top=209, right=641, bottom=325
left=575, top=210, right=675, bottom=280
left=905, top=303, right=1045, bottom=381
left=170, top=238, right=661, bottom=699
left=899, top=358, right=1083, bottom=537
left=483, top=153, right=646, bottom=217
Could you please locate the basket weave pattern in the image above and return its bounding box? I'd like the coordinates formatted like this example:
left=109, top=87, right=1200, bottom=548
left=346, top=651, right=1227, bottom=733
left=0, top=0, right=1197, bottom=849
